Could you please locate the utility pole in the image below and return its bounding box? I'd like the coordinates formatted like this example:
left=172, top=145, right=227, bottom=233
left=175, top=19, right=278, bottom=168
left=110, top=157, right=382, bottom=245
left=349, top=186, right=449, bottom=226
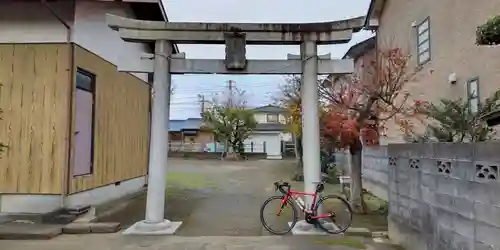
left=198, top=94, right=205, bottom=116
left=228, top=80, right=234, bottom=108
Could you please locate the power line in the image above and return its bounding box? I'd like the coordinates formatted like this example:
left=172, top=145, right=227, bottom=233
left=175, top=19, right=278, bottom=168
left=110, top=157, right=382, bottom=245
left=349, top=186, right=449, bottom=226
left=171, top=84, right=282, bottom=94
left=173, top=81, right=282, bottom=88
left=169, top=78, right=280, bottom=111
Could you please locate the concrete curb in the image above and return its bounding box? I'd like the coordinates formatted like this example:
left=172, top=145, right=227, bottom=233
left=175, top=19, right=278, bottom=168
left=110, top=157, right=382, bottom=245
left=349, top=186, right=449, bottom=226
left=344, top=227, right=373, bottom=237
left=62, top=222, right=121, bottom=234
left=0, top=224, right=63, bottom=240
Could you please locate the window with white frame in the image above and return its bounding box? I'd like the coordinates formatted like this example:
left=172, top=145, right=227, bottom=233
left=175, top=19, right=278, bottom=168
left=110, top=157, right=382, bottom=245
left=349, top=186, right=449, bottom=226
left=416, top=18, right=431, bottom=65
left=467, top=78, right=479, bottom=114
left=266, top=113, right=279, bottom=123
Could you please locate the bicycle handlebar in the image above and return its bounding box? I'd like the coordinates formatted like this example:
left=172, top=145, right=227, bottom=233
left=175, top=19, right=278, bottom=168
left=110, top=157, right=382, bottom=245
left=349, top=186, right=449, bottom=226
left=274, top=180, right=289, bottom=195
left=273, top=180, right=326, bottom=195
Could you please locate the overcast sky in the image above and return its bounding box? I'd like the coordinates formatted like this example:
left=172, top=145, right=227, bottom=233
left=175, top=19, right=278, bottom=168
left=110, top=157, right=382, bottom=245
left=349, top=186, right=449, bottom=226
left=162, top=0, right=374, bottom=119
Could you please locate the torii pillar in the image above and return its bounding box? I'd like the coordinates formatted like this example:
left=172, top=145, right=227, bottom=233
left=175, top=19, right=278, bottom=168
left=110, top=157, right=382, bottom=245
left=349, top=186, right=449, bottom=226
left=106, top=14, right=364, bottom=235
left=301, top=41, right=322, bottom=209
left=287, top=42, right=326, bottom=208
left=140, top=39, right=179, bottom=233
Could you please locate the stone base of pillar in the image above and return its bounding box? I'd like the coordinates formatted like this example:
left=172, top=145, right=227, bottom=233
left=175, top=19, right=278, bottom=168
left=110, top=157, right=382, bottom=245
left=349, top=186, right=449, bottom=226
left=122, top=219, right=183, bottom=235
left=288, top=220, right=344, bottom=236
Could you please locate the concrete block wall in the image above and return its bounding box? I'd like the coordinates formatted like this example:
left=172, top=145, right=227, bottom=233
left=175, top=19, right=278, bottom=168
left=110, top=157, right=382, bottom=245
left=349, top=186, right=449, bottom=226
left=335, top=147, right=389, bottom=200
left=361, top=142, right=500, bottom=250
left=334, top=150, right=351, bottom=175
left=362, top=146, right=389, bottom=201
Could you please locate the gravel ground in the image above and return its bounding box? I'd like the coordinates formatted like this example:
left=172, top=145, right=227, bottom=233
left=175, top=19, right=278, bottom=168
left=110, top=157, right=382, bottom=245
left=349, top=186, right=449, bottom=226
left=100, top=158, right=295, bottom=236
left=0, top=159, right=398, bottom=250
left=98, top=158, right=387, bottom=236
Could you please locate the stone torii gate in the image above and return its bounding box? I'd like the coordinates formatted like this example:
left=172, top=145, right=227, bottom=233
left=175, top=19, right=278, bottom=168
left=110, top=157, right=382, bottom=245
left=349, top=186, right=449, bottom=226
left=106, top=14, right=364, bottom=235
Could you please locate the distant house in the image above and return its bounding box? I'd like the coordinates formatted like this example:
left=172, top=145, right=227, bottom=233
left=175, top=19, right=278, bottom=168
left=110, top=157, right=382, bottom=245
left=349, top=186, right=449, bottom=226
left=343, top=36, right=376, bottom=62
left=174, top=105, right=292, bottom=159
left=328, top=36, right=376, bottom=88
left=245, top=105, right=292, bottom=159
left=168, top=118, right=214, bottom=151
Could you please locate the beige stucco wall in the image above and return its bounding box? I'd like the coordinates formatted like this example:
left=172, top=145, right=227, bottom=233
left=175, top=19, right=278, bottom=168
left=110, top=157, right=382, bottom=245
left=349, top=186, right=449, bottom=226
left=376, top=0, right=500, bottom=143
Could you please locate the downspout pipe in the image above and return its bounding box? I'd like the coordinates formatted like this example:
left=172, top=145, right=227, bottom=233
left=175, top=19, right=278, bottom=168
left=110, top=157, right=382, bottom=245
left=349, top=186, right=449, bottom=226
left=41, top=0, right=75, bottom=209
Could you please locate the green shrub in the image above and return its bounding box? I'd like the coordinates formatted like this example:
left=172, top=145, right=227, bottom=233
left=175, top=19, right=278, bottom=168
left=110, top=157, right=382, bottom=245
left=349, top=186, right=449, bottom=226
left=325, top=167, right=340, bottom=184
left=477, top=15, right=500, bottom=45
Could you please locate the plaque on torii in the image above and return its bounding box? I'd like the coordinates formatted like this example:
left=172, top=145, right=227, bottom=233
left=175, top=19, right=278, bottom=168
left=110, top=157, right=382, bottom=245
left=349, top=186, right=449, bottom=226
left=223, top=33, right=332, bottom=71
left=224, top=32, right=247, bottom=70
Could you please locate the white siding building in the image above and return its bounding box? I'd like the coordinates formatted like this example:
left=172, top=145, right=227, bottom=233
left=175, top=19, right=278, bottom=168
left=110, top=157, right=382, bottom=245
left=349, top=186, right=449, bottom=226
left=245, top=105, right=292, bottom=159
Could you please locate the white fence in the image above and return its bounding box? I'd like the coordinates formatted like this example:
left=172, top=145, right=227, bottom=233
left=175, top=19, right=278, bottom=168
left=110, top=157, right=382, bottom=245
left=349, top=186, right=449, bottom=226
left=168, top=141, right=266, bottom=153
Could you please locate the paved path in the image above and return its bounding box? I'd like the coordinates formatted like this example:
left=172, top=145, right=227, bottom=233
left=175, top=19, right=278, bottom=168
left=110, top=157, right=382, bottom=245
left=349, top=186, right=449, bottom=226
left=0, top=234, right=396, bottom=250
left=167, top=159, right=288, bottom=236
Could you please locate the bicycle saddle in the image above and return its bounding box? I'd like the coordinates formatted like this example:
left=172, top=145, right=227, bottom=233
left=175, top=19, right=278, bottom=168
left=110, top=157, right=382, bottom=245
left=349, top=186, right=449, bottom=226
left=274, top=180, right=289, bottom=186
left=316, top=182, right=325, bottom=192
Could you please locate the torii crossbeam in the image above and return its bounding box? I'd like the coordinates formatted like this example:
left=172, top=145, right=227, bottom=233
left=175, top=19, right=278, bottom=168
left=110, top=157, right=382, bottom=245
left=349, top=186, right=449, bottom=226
left=106, top=14, right=365, bottom=235
left=107, top=14, right=364, bottom=44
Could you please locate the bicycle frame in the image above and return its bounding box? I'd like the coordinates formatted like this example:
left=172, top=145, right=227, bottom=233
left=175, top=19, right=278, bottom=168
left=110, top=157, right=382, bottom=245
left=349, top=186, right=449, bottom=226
left=278, top=188, right=331, bottom=220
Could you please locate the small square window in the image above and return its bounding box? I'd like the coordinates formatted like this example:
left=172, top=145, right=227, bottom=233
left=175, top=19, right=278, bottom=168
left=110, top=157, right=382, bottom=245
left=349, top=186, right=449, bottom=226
left=76, top=68, right=95, bottom=92
left=416, top=18, right=431, bottom=65
left=266, top=114, right=279, bottom=123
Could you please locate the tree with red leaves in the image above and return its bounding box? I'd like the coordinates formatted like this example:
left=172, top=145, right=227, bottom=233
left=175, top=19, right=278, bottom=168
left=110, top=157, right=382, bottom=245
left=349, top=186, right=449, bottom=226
left=321, top=47, right=417, bottom=212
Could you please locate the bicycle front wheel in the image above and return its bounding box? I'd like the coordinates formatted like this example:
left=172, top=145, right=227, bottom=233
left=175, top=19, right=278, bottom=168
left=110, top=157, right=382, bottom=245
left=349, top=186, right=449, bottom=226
left=260, top=195, right=298, bottom=235
left=314, top=195, right=353, bottom=234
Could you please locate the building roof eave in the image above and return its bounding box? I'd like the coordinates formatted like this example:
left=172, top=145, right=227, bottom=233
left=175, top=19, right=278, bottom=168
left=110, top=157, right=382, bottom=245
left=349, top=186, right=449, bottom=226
left=342, top=36, right=376, bottom=59
left=364, top=0, right=386, bottom=29
left=156, top=0, right=180, bottom=53
left=322, top=36, right=375, bottom=85
left=126, top=0, right=179, bottom=54
left=252, top=105, right=287, bottom=113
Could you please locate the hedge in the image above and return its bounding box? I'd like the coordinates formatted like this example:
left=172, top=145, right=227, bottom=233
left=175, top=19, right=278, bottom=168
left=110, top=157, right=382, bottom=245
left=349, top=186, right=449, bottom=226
left=477, top=15, right=500, bottom=45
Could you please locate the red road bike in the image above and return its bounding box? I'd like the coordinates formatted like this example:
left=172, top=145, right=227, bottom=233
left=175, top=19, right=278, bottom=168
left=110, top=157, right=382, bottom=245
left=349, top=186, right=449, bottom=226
left=259, top=180, right=352, bottom=235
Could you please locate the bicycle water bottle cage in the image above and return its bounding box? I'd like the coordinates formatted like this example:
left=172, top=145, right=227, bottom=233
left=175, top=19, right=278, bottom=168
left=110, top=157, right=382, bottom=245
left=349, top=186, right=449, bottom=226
left=316, top=183, right=324, bottom=192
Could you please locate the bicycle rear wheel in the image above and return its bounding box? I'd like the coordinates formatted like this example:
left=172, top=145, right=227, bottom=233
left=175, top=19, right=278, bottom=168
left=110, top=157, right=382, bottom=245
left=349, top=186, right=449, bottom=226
left=314, top=195, right=352, bottom=234
left=260, top=195, right=298, bottom=235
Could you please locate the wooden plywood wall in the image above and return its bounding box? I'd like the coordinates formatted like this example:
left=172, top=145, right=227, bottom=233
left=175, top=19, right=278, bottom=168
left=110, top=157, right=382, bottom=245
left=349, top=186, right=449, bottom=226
left=0, top=44, right=71, bottom=194
left=70, top=45, right=149, bottom=193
